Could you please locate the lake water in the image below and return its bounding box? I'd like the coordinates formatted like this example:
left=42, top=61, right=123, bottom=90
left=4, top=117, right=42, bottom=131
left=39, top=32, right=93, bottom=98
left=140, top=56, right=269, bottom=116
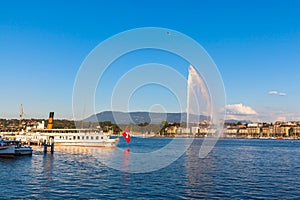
left=1, top=138, right=300, bottom=199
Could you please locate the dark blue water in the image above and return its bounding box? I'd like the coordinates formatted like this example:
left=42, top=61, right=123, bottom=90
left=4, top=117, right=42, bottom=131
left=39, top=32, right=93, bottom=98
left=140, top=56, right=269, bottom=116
left=1, top=139, right=300, bottom=199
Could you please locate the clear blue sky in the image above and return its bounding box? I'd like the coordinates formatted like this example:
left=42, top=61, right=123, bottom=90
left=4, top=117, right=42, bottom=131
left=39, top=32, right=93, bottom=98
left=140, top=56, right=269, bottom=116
left=0, top=0, right=299, bottom=122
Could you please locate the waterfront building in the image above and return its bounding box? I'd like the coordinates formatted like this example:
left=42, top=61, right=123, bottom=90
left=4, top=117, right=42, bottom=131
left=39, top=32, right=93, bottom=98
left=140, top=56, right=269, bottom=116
left=246, top=123, right=261, bottom=137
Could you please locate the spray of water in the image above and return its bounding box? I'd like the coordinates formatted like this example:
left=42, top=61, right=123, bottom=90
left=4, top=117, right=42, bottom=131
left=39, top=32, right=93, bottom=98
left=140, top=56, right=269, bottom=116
left=187, top=65, right=211, bottom=132
left=187, top=64, right=222, bottom=158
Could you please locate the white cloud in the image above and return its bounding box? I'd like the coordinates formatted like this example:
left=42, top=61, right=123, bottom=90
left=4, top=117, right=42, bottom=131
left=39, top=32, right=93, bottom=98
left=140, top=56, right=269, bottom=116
left=268, top=90, right=286, bottom=96
left=274, top=116, right=287, bottom=122
left=225, top=105, right=300, bottom=123
left=279, top=92, right=286, bottom=96
left=226, top=103, right=257, bottom=115
left=268, top=91, right=278, bottom=95
left=257, top=108, right=300, bottom=123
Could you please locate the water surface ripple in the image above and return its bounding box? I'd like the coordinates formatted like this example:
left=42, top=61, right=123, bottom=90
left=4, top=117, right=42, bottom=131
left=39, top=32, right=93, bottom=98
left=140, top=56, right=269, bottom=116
left=1, top=139, right=300, bottom=199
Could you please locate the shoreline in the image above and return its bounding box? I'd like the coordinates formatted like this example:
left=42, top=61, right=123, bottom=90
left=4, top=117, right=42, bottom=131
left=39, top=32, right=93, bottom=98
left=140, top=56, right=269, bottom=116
left=130, top=135, right=300, bottom=140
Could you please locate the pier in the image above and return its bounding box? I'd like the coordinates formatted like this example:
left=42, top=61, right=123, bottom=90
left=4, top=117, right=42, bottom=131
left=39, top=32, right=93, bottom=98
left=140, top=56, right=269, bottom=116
left=43, top=138, right=54, bottom=154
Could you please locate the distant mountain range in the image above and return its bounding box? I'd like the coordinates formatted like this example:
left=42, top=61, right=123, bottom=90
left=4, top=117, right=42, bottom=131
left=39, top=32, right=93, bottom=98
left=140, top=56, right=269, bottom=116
left=224, top=119, right=251, bottom=124
left=85, top=111, right=210, bottom=124
left=85, top=111, right=251, bottom=124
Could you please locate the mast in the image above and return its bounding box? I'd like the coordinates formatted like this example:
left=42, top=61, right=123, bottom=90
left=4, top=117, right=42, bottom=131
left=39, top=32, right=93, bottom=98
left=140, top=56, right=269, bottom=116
left=18, top=104, right=23, bottom=135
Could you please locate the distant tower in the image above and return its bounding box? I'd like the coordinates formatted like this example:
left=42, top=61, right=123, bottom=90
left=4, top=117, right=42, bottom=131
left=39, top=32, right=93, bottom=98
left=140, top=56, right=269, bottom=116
left=47, top=112, right=54, bottom=129
left=18, top=104, right=24, bottom=134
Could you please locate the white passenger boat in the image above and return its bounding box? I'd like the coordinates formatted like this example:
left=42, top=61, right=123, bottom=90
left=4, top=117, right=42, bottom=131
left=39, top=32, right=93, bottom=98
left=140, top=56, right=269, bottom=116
left=17, top=128, right=119, bottom=147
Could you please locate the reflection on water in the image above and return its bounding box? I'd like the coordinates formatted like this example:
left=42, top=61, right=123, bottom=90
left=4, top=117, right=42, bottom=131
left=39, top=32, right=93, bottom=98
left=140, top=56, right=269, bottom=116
left=185, top=139, right=214, bottom=198
left=122, top=148, right=130, bottom=172
left=42, top=153, right=54, bottom=190
left=121, top=149, right=131, bottom=199
left=43, top=154, right=53, bottom=172
left=184, top=139, right=300, bottom=199
left=54, top=145, right=116, bottom=155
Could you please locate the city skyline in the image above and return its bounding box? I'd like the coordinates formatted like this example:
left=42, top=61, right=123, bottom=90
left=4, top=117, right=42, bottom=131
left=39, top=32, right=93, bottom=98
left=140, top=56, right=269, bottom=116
left=1, top=0, right=299, bottom=122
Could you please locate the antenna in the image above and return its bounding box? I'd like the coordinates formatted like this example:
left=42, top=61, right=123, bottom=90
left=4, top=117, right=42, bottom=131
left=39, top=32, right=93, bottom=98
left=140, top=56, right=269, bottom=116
left=18, top=104, right=23, bottom=134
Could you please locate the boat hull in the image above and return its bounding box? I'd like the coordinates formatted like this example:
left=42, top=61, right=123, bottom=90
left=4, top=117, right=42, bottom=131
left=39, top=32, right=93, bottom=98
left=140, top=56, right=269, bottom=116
left=17, top=129, right=120, bottom=148
left=0, top=145, right=15, bottom=158
left=53, top=138, right=119, bottom=147
left=15, top=147, right=33, bottom=156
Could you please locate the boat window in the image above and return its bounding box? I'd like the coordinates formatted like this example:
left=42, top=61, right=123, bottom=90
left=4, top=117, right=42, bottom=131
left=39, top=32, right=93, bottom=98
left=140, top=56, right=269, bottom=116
left=101, top=137, right=103, bottom=139
left=77, top=136, right=80, bottom=140
left=96, top=136, right=99, bottom=140
left=91, top=136, right=94, bottom=140
left=73, top=136, right=76, bottom=140
left=86, top=136, right=89, bottom=140
left=81, top=136, right=84, bottom=140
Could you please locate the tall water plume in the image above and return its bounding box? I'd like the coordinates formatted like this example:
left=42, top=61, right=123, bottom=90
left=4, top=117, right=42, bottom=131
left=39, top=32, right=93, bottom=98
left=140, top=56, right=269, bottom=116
left=187, top=65, right=211, bottom=134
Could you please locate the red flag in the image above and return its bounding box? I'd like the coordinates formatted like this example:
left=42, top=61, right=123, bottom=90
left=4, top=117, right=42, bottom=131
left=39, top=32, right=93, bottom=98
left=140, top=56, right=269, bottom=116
left=122, top=127, right=130, bottom=143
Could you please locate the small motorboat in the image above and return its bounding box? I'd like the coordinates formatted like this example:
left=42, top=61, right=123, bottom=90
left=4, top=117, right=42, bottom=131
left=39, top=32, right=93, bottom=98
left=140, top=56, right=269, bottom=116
left=14, top=141, right=33, bottom=156
left=0, top=136, right=33, bottom=156
left=0, top=136, right=15, bottom=158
